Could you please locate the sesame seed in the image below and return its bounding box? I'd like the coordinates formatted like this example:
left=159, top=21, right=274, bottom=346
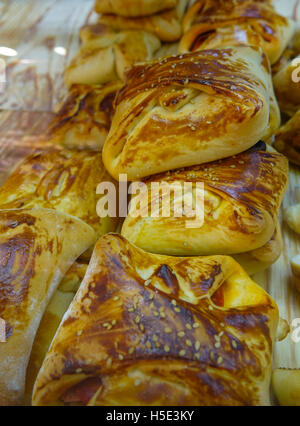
left=160, top=312, right=166, bottom=318
left=164, top=345, right=170, bottom=353
left=139, top=324, right=145, bottom=332
left=76, top=368, right=83, bottom=373
left=111, top=320, right=117, bottom=326
left=193, top=322, right=200, bottom=329
left=215, top=342, right=221, bottom=349
left=195, top=341, right=201, bottom=351
left=217, top=356, right=223, bottom=365
left=144, top=280, right=151, bottom=286
left=165, top=327, right=172, bottom=334
left=146, top=341, right=152, bottom=349
left=186, top=324, right=192, bottom=330
left=185, top=339, right=192, bottom=347
left=128, top=347, right=134, bottom=354
left=174, top=307, right=181, bottom=313
left=178, top=331, right=185, bottom=338
left=128, top=308, right=134, bottom=313
left=118, top=354, right=124, bottom=360
left=149, top=294, right=154, bottom=300
left=113, top=296, right=119, bottom=301
left=208, top=306, right=213, bottom=311
left=153, top=311, right=159, bottom=317
left=106, top=358, right=112, bottom=367
left=232, top=340, right=238, bottom=349
left=153, top=334, right=158, bottom=342
left=179, top=350, right=186, bottom=357
left=135, top=316, right=140, bottom=324
left=77, top=330, right=83, bottom=336
left=171, top=300, right=177, bottom=306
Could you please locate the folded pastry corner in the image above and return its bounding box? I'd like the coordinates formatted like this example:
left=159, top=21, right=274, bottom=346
left=32, top=233, right=279, bottom=406
left=0, top=149, right=119, bottom=258
left=98, top=0, right=188, bottom=42
left=46, top=81, right=123, bottom=151
left=179, top=0, right=295, bottom=65
left=65, top=27, right=161, bottom=87
left=121, top=143, right=288, bottom=256
left=103, top=46, right=272, bottom=181
left=0, top=208, right=96, bottom=406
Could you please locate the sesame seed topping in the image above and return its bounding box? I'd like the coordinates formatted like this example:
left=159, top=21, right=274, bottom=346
left=118, top=354, right=124, bottom=360
left=217, top=356, right=223, bottom=365
left=186, top=324, right=192, bottom=330
left=146, top=341, right=152, bottom=349
left=178, top=331, right=185, bottom=338
left=165, top=327, right=172, bottom=334
left=195, top=341, right=201, bottom=351
left=185, top=339, right=192, bottom=347
left=106, top=358, right=112, bottom=368
left=179, top=350, right=186, bottom=357
left=232, top=340, right=238, bottom=349
left=171, top=300, right=177, bottom=306
left=135, top=316, right=140, bottom=324
left=164, top=345, right=170, bottom=353
left=174, top=307, right=181, bottom=313
left=193, top=322, right=200, bottom=329
left=76, top=368, right=83, bottom=373
left=113, top=296, right=119, bottom=301
left=139, top=324, right=145, bottom=332
left=128, top=347, right=134, bottom=354
left=215, top=342, right=221, bottom=349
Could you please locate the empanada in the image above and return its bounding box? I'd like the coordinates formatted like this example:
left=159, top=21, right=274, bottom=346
left=98, top=0, right=188, bottom=42
left=179, top=0, right=294, bottom=65
left=94, top=0, right=177, bottom=17
left=46, top=82, right=123, bottom=151
left=121, top=143, right=288, bottom=256
left=32, top=234, right=279, bottom=406
left=103, top=46, right=272, bottom=181
left=0, top=208, right=96, bottom=405
left=273, top=55, right=300, bottom=116
left=65, top=27, right=161, bottom=87
left=273, top=109, right=300, bottom=166
left=0, top=150, right=119, bottom=259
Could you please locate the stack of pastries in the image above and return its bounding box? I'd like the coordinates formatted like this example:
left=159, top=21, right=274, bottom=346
left=0, top=0, right=298, bottom=406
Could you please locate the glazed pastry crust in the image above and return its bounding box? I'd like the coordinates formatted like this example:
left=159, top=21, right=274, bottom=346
left=98, top=0, right=188, bottom=42
left=0, top=149, right=119, bottom=246
left=65, top=28, right=161, bottom=87
left=46, top=82, right=123, bottom=151
left=180, top=0, right=294, bottom=65
left=103, top=46, right=271, bottom=181
left=94, top=0, right=177, bottom=17
left=121, top=144, right=288, bottom=256
left=0, top=208, right=96, bottom=406
left=32, top=234, right=278, bottom=406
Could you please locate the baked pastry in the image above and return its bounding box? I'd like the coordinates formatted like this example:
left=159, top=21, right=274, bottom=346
left=121, top=142, right=288, bottom=256
left=24, top=262, right=88, bottom=404
left=98, top=0, right=188, bottom=42
left=94, top=0, right=177, bottom=17
left=272, top=369, right=300, bottom=406
left=233, top=220, right=282, bottom=275
left=0, top=208, right=96, bottom=405
left=46, top=81, right=123, bottom=151
left=0, top=149, right=119, bottom=260
left=273, top=55, right=300, bottom=116
left=284, top=203, right=300, bottom=235
left=32, top=234, right=279, bottom=406
left=103, top=46, right=272, bottom=181
left=179, top=0, right=295, bottom=65
left=273, top=110, right=300, bottom=166
left=65, top=26, right=161, bottom=87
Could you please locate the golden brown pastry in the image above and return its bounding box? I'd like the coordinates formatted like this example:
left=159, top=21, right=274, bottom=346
left=46, top=82, right=123, bottom=151
left=179, top=0, right=295, bottom=65
left=0, top=149, right=119, bottom=259
left=233, top=220, right=282, bottom=275
left=284, top=203, right=300, bottom=235
left=32, top=234, right=279, bottom=406
left=98, top=0, right=188, bottom=42
left=103, top=46, right=272, bottom=181
left=272, top=369, right=300, bottom=406
left=121, top=143, right=288, bottom=256
left=0, top=208, right=96, bottom=405
left=273, top=55, right=300, bottom=116
left=273, top=109, right=300, bottom=166
left=94, top=0, right=177, bottom=17
left=65, top=27, right=161, bottom=87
